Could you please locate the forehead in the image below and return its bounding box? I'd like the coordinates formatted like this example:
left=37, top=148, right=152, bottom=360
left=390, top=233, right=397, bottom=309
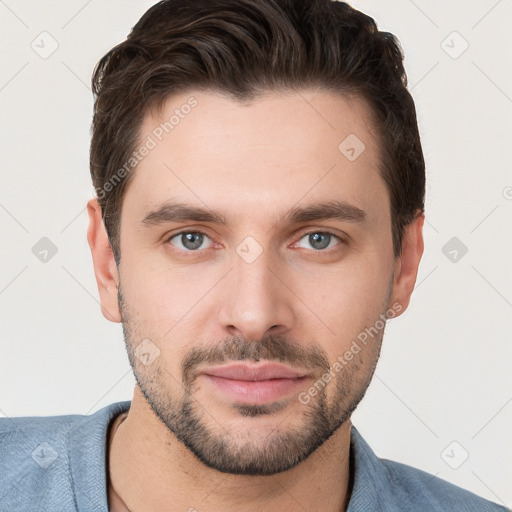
left=123, top=88, right=388, bottom=227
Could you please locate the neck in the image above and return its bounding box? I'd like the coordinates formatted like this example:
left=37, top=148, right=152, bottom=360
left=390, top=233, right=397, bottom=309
left=109, top=388, right=353, bottom=512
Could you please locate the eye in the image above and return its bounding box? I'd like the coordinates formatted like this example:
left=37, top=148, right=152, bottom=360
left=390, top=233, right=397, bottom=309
left=295, top=231, right=343, bottom=251
left=167, top=231, right=213, bottom=252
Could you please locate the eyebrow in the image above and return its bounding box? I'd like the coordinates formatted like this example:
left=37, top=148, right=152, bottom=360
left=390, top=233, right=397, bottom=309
left=140, top=199, right=367, bottom=227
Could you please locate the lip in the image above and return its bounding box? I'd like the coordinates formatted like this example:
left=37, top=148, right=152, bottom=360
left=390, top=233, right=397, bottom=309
left=201, top=362, right=311, bottom=404
left=203, top=362, right=308, bottom=381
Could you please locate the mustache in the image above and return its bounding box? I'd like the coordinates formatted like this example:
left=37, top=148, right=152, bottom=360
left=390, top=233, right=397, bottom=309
left=181, top=334, right=330, bottom=388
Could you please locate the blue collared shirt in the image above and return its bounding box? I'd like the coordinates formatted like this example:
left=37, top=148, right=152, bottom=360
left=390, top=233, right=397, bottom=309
left=1, top=401, right=508, bottom=511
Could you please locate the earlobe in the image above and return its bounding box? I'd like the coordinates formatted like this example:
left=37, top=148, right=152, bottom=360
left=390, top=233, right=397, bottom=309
left=388, top=212, right=425, bottom=316
left=86, top=198, right=122, bottom=323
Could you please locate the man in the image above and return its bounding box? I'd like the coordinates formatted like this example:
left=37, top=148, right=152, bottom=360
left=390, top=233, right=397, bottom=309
left=1, top=1, right=508, bottom=511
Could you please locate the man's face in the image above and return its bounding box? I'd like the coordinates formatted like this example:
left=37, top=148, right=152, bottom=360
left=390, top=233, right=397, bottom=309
left=116, top=89, right=401, bottom=475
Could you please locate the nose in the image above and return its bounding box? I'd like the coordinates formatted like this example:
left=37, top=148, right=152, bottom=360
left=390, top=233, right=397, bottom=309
left=217, top=246, right=296, bottom=342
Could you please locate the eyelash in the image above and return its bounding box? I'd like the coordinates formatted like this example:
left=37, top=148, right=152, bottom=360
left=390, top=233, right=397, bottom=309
left=165, top=229, right=345, bottom=258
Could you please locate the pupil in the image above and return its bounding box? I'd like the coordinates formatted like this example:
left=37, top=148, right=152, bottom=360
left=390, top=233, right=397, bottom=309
left=310, top=233, right=329, bottom=250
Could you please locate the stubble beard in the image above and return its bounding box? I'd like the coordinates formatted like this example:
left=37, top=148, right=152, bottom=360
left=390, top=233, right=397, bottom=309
left=118, top=284, right=386, bottom=476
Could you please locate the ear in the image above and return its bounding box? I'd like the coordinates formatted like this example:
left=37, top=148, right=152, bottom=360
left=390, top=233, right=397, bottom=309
left=388, top=211, right=425, bottom=316
left=86, top=198, right=122, bottom=323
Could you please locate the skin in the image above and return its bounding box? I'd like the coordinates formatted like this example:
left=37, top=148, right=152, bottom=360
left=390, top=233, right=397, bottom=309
left=87, top=88, right=424, bottom=512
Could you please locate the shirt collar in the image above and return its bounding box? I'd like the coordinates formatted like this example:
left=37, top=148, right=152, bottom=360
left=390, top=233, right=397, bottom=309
left=69, top=400, right=131, bottom=511
left=347, top=425, right=390, bottom=511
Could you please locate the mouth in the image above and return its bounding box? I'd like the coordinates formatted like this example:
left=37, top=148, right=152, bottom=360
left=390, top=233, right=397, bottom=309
left=200, top=362, right=311, bottom=405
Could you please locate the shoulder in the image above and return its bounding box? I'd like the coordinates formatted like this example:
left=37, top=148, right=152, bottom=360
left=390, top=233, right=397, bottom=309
left=0, top=411, right=83, bottom=485
left=349, top=426, right=510, bottom=512
left=381, top=457, right=509, bottom=511
left=0, top=401, right=131, bottom=511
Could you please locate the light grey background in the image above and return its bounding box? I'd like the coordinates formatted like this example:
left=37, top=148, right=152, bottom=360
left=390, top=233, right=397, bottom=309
left=1, top=0, right=511, bottom=507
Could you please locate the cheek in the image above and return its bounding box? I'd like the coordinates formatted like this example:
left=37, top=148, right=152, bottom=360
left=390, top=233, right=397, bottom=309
left=120, top=246, right=185, bottom=312
left=119, top=256, right=223, bottom=361
left=294, top=256, right=392, bottom=362
left=298, top=252, right=391, bottom=319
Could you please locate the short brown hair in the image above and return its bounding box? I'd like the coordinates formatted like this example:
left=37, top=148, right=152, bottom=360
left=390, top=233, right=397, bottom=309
left=90, top=0, right=425, bottom=263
